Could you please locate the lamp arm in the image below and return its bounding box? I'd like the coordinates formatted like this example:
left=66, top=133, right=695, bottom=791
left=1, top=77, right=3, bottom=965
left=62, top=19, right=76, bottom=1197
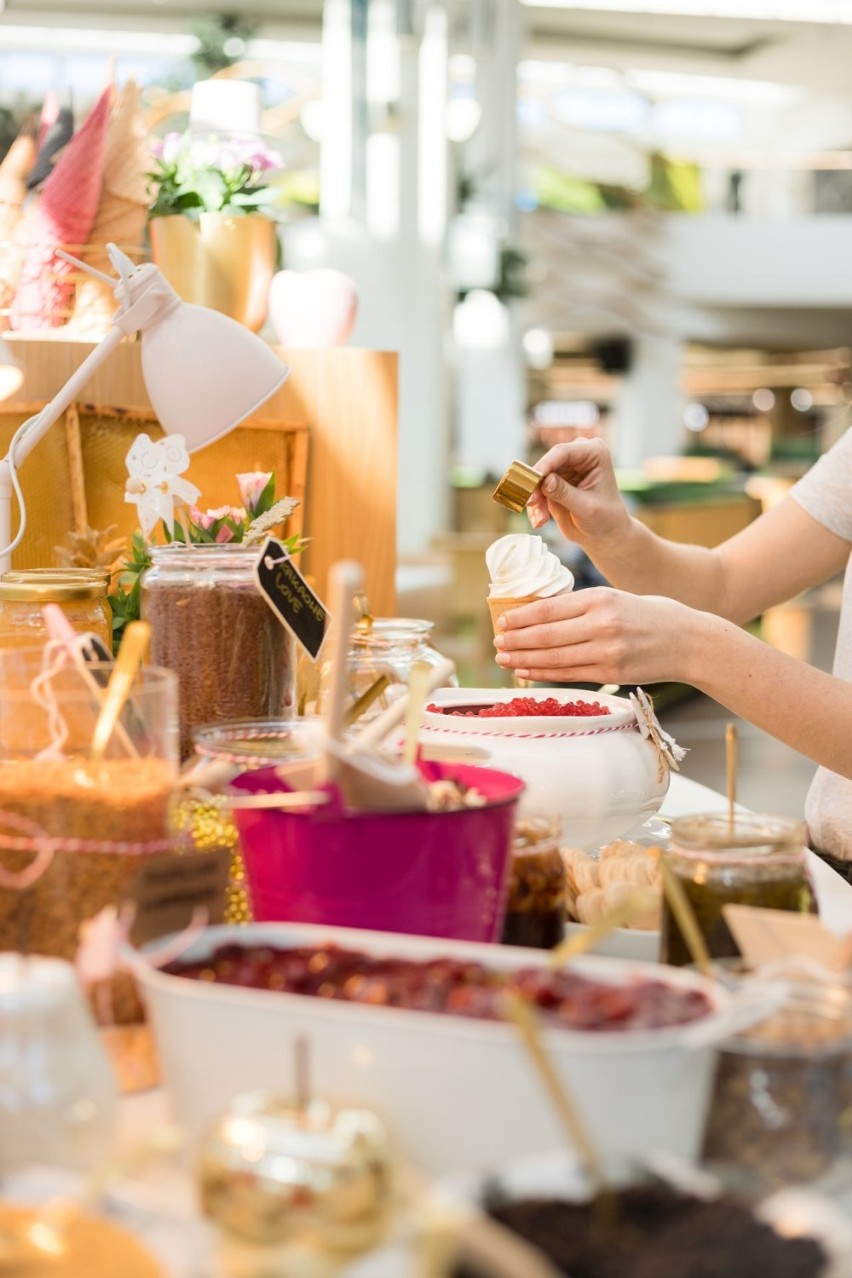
left=0, top=324, right=126, bottom=573
left=10, top=325, right=125, bottom=471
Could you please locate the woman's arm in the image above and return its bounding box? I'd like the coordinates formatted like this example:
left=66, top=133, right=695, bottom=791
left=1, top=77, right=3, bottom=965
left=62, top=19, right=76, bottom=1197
left=494, top=590, right=852, bottom=779
left=589, top=498, right=849, bottom=623
left=527, top=441, right=850, bottom=623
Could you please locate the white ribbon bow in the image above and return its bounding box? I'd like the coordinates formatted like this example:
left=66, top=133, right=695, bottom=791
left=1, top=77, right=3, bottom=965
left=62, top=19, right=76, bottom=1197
left=124, top=433, right=201, bottom=536
left=630, top=687, right=688, bottom=782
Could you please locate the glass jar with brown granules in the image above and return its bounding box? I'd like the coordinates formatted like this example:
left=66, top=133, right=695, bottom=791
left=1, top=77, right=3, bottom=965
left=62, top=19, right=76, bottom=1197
left=141, top=544, right=297, bottom=760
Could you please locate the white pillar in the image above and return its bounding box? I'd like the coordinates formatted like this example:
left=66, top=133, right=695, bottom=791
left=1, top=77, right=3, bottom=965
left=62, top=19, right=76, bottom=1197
left=452, top=0, right=526, bottom=478
left=613, top=335, right=684, bottom=468
left=294, top=0, right=452, bottom=558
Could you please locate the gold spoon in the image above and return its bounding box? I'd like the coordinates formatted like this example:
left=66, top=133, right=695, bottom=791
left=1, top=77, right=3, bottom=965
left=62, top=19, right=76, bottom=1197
left=91, top=621, right=150, bottom=762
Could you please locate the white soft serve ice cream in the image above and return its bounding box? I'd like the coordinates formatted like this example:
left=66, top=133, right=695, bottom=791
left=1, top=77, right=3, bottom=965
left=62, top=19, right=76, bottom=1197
left=485, top=534, right=574, bottom=599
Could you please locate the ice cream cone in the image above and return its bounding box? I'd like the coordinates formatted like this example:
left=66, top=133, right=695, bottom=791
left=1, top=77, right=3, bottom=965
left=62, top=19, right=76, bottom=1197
left=487, top=594, right=540, bottom=635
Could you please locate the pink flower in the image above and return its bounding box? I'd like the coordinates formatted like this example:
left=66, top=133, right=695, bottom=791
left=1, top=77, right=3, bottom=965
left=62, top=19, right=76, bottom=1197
left=244, top=145, right=283, bottom=173
left=193, top=508, right=218, bottom=531
left=156, top=131, right=185, bottom=165
left=237, top=472, right=272, bottom=513
left=215, top=524, right=235, bottom=543
left=204, top=505, right=233, bottom=523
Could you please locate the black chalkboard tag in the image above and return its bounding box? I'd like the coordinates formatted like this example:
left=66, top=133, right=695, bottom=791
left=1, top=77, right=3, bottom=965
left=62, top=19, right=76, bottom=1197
left=129, top=845, right=230, bottom=947
left=253, top=536, right=330, bottom=659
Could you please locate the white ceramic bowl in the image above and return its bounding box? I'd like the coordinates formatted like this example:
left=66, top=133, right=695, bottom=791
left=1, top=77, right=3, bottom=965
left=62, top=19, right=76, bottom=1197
left=132, top=922, right=761, bottom=1179
left=419, top=687, right=669, bottom=850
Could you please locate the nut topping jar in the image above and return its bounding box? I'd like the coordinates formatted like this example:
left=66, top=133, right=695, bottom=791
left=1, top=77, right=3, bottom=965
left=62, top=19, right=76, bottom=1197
left=703, top=966, right=852, bottom=1194
left=318, top=618, right=456, bottom=724
left=501, top=814, right=565, bottom=950
left=660, top=813, right=815, bottom=967
left=141, top=544, right=297, bottom=760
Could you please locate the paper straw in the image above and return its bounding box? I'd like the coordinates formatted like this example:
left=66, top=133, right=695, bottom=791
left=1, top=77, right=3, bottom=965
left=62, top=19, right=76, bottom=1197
left=504, top=992, right=606, bottom=1194
left=726, top=721, right=738, bottom=836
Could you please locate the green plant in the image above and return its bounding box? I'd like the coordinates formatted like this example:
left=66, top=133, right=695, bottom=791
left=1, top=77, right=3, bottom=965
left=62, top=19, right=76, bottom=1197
left=147, top=132, right=283, bottom=220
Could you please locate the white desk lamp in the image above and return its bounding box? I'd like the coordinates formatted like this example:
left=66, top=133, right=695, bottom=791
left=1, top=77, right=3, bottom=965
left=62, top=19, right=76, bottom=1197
left=0, top=242, right=289, bottom=572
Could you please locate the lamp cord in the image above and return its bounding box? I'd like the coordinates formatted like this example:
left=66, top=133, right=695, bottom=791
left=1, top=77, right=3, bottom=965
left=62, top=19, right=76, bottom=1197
left=1, top=413, right=37, bottom=561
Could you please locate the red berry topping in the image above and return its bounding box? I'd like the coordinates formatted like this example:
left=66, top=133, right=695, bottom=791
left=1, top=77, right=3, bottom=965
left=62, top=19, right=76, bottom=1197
left=426, top=697, right=611, bottom=718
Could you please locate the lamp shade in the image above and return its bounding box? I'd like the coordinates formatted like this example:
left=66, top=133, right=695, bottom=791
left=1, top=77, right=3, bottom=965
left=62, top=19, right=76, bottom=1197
left=140, top=303, right=288, bottom=452
left=0, top=336, right=23, bottom=402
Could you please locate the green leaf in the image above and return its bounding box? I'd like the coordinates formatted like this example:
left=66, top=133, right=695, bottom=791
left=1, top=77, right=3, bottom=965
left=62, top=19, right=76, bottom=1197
left=254, top=472, right=276, bottom=517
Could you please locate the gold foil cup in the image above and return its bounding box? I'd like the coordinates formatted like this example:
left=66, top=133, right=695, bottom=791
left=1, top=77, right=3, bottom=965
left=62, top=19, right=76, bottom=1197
left=492, top=460, right=542, bottom=513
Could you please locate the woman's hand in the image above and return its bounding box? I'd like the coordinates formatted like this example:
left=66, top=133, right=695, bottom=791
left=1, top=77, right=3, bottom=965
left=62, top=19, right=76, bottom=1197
left=493, top=587, right=699, bottom=686
left=526, top=439, right=632, bottom=548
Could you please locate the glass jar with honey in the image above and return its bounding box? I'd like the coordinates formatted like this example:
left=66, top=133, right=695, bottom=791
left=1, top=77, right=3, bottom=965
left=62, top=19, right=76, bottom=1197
left=0, top=571, right=111, bottom=651
left=660, top=813, right=815, bottom=967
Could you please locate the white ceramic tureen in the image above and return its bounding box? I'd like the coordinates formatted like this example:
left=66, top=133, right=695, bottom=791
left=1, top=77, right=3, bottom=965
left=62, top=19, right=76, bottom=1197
left=419, top=687, right=670, bottom=850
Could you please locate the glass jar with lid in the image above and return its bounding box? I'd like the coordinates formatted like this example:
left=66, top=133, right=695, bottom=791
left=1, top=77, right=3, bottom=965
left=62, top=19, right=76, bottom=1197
left=318, top=618, right=457, bottom=724
left=141, top=545, right=297, bottom=760
left=660, top=813, right=815, bottom=967
left=703, top=964, right=852, bottom=1194
left=175, top=718, right=323, bottom=923
left=501, top=814, right=565, bottom=950
left=0, top=571, right=111, bottom=651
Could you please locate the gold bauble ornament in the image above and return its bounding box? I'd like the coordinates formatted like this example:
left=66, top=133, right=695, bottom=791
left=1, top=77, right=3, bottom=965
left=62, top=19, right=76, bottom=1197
left=199, top=1091, right=392, bottom=1254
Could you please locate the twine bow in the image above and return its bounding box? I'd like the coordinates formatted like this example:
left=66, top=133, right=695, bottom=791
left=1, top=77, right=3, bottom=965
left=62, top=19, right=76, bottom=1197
left=629, top=687, right=687, bottom=783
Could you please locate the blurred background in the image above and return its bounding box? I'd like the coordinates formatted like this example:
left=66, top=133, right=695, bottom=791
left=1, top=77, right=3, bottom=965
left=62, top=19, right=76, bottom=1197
left=2, top=0, right=850, bottom=810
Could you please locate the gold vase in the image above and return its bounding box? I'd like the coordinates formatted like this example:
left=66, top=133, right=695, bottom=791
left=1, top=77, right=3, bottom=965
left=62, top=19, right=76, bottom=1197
left=148, top=212, right=278, bottom=332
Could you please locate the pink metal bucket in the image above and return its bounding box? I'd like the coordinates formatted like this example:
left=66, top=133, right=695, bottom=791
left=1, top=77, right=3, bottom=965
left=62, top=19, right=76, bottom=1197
left=232, top=761, right=524, bottom=943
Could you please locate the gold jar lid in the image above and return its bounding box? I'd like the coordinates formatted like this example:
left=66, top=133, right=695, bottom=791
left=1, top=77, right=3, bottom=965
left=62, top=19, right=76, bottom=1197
left=0, top=573, right=107, bottom=601
left=4, top=567, right=109, bottom=583
left=492, top=459, right=542, bottom=513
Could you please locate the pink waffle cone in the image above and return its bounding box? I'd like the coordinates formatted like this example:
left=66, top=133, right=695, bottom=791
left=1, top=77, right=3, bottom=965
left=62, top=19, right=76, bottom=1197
left=10, top=85, right=112, bottom=330
left=0, top=124, right=37, bottom=325
left=487, top=594, right=540, bottom=635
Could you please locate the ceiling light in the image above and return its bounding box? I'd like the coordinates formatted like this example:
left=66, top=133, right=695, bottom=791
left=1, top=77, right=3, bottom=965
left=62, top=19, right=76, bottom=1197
left=791, top=387, right=814, bottom=412
left=0, top=24, right=198, bottom=55
left=628, top=69, right=802, bottom=104
left=519, top=0, right=852, bottom=22
left=752, top=388, right=775, bottom=412
left=683, top=403, right=709, bottom=432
